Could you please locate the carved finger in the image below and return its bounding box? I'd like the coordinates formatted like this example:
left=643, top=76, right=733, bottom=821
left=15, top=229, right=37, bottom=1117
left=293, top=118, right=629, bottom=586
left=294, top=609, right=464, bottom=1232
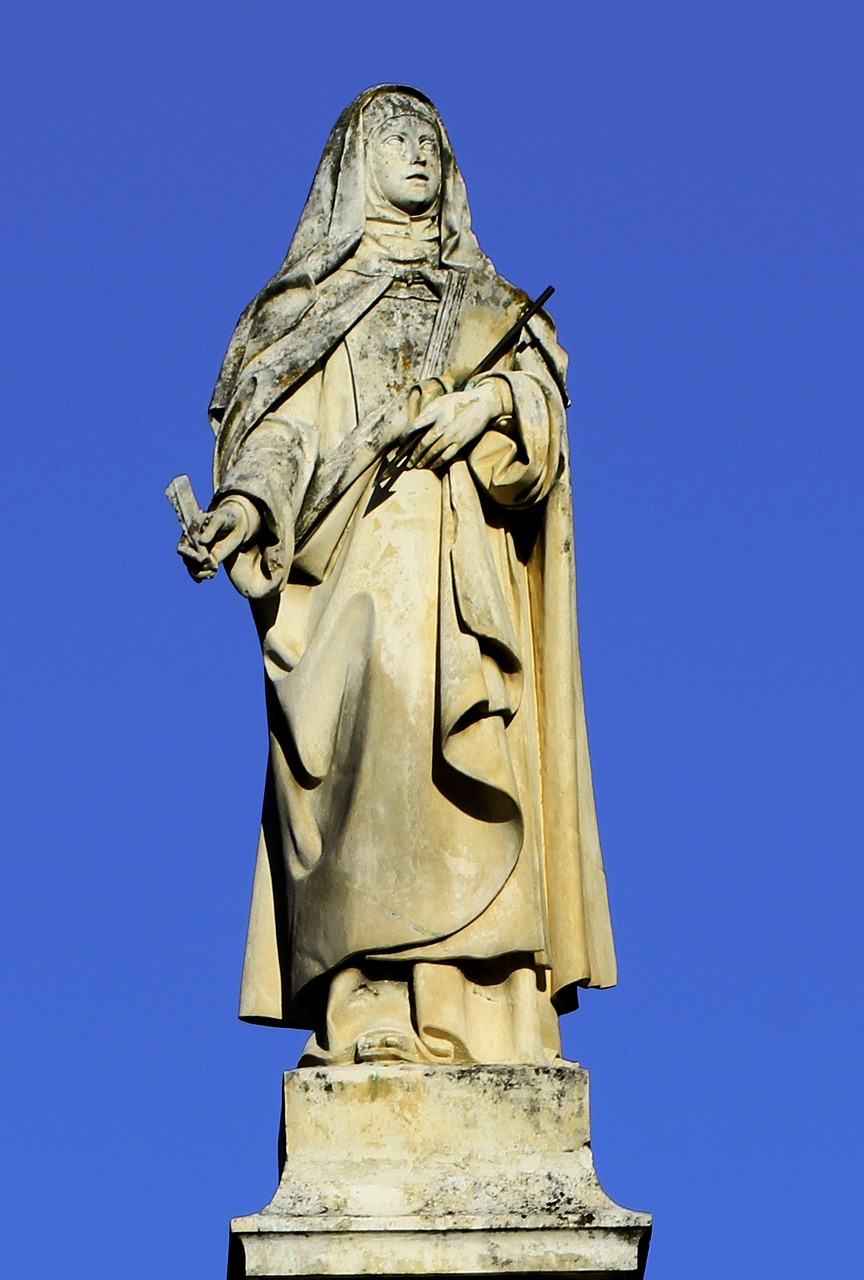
left=410, top=435, right=448, bottom=468
left=196, top=517, right=219, bottom=547
left=204, top=506, right=237, bottom=542
left=406, top=428, right=443, bottom=467
left=436, top=441, right=463, bottom=466
left=417, top=437, right=453, bottom=468
left=414, top=377, right=448, bottom=414
left=409, top=407, right=440, bottom=437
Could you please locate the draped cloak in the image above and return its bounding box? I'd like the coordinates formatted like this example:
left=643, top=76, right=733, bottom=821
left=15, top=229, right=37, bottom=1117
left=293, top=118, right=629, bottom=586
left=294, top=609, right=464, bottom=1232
left=206, top=86, right=617, bottom=1039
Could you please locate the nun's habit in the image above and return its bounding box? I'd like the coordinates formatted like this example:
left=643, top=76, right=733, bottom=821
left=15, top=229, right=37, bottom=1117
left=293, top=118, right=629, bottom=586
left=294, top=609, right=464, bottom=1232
left=207, top=86, right=616, bottom=1065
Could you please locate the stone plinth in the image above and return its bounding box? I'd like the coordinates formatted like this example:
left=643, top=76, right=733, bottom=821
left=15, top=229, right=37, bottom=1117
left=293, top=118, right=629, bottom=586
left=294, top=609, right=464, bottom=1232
left=228, top=1063, right=651, bottom=1278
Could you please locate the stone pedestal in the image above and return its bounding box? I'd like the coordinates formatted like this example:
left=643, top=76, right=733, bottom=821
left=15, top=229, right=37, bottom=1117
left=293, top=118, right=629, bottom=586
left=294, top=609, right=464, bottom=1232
left=228, top=1063, right=651, bottom=1278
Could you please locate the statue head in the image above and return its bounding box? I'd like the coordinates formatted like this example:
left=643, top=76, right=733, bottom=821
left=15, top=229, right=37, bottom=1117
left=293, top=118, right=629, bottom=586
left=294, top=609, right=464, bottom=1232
left=211, top=87, right=494, bottom=435
left=363, top=92, right=442, bottom=216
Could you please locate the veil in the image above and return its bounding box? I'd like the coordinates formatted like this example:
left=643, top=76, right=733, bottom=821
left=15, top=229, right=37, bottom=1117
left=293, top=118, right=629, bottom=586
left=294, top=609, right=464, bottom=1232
left=209, top=85, right=493, bottom=458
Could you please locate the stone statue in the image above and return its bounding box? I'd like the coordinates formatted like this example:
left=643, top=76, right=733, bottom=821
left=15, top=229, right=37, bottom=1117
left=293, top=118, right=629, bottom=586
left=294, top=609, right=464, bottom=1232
left=172, top=85, right=617, bottom=1069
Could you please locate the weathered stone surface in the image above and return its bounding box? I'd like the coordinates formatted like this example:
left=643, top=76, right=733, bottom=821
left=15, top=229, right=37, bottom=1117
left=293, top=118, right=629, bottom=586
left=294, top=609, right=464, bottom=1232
left=228, top=1063, right=651, bottom=1277
left=170, top=85, right=619, bottom=1064
left=170, top=85, right=653, bottom=1279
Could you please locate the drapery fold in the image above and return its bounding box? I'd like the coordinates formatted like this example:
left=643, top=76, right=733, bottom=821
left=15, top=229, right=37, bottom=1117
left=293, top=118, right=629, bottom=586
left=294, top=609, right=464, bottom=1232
left=203, top=87, right=616, bottom=1046
left=227, top=311, right=616, bottom=1026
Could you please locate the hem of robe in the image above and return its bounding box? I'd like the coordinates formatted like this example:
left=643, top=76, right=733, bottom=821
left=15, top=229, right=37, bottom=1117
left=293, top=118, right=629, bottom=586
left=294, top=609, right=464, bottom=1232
left=296, top=954, right=563, bottom=1066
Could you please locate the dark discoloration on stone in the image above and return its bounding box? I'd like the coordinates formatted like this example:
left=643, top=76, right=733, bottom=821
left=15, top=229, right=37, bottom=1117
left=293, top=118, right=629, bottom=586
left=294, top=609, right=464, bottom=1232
left=230, top=1063, right=651, bottom=1276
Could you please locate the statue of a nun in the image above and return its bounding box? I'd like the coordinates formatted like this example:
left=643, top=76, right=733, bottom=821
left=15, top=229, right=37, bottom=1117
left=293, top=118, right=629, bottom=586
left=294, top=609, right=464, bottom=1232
left=178, top=85, right=617, bottom=1066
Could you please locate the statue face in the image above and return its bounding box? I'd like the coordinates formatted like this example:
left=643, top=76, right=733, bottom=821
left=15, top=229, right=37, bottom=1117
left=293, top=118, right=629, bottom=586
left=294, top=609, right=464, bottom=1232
left=367, top=114, right=441, bottom=215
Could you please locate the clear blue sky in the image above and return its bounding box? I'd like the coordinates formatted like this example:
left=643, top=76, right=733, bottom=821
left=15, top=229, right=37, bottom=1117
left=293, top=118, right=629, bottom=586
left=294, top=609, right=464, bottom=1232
left=2, top=2, right=862, bottom=1276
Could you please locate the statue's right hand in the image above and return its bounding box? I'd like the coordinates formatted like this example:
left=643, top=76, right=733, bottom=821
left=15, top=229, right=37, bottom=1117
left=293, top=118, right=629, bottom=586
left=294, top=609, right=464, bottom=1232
left=178, top=499, right=257, bottom=582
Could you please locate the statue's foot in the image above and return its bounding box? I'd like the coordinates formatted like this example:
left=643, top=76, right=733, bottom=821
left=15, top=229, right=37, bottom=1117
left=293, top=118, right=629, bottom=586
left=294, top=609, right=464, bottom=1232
left=354, top=1030, right=419, bottom=1063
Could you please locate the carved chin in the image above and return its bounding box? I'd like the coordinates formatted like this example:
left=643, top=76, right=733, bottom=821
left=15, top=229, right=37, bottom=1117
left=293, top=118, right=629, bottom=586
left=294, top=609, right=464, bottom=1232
left=396, top=188, right=435, bottom=213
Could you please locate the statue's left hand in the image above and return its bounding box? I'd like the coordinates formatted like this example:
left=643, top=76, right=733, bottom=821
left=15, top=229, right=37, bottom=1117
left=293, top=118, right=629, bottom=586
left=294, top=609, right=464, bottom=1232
left=405, top=381, right=511, bottom=471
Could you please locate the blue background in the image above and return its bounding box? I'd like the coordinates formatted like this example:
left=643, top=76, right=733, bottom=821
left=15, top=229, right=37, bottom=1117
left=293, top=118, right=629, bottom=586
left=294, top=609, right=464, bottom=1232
left=2, top=2, right=862, bottom=1275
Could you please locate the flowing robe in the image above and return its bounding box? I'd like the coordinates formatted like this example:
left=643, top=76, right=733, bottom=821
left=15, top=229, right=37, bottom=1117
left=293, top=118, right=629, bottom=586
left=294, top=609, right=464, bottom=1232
left=212, top=260, right=617, bottom=1063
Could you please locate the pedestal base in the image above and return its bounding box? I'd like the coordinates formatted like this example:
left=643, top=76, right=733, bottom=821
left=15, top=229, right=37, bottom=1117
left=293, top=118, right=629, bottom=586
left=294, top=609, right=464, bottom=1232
left=228, top=1063, right=651, bottom=1278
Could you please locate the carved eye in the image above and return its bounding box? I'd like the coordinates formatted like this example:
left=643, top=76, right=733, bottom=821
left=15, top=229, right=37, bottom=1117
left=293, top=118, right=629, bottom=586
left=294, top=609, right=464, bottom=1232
left=420, top=137, right=437, bottom=153
left=383, top=133, right=405, bottom=149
